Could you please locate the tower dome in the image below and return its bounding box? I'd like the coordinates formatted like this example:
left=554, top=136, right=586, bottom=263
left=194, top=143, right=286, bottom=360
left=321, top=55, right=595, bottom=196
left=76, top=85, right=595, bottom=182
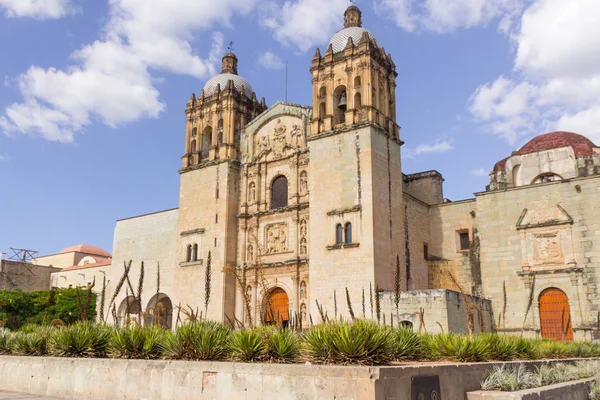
left=202, top=52, right=255, bottom=99
left=328, top=5, right=378, bottom=53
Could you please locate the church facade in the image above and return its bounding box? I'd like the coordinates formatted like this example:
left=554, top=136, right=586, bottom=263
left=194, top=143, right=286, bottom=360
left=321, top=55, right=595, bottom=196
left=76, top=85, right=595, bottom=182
left=49, top=5, right=600, bottom=341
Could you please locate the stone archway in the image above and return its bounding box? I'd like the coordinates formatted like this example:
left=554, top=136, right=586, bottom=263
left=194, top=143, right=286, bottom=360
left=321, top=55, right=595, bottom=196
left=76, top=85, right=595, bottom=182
left=145, top=293, right=173, bottom=329
left=265, top=287, right=289, bottom=327
left=539, top=287, right=574, bottom=341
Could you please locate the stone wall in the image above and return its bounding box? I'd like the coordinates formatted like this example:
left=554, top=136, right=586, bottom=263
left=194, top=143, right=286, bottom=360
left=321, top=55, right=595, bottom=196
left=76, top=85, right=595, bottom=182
left=0, top=356, right=579, bottom=400
left=0, top=260, right=60, bottom=291
left=379, top=289, right=493, bottom=334
left=51, top=265, right=110, bottom=290
left=403, top=194, right=431, bottom=290
left=403, top=170, right=444, bottom=205
left=105, top=208, right=178, bottom=326
left=476, top=175, right=600, bottom=339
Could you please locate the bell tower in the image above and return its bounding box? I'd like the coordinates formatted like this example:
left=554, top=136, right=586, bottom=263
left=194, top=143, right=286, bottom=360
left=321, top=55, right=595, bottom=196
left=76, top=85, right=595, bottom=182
left=310, top=5, right=398, bottom=138
left=308, top=5, right=404, bottom=320
left=175, top=53, right=266, bottom=325
left=181, top=52, right=266, bottom=169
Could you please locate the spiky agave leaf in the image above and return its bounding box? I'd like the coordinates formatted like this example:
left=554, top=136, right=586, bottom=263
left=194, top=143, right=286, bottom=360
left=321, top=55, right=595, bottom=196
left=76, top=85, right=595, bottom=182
left=228, top=329, right=266, bottom=362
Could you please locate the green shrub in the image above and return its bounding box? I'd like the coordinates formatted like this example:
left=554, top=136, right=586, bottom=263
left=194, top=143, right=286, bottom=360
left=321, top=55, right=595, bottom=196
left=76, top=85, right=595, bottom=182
left=303, top=324, right=334, bottom=364
left=163, top=321, right=230, bottom=361
left=534, top=340, right=569, bottom=359
left=390, top=327, right=423, bottom=361
left=266, top=329, right=301, bottom=363
left=428, top=333, right=489, bottom=362
left=327, top=320, right=392, bottom=365
left=49, top=322, right=112, bottom=357
left=11, top=327, right=52, bottom=356
left=480, top=364, right=539, bottom=391
left=0, top=330, right=14, bottom=354
left=108, top=325, right=165, bottom=359
left=228, top=329, right=266, bottom=362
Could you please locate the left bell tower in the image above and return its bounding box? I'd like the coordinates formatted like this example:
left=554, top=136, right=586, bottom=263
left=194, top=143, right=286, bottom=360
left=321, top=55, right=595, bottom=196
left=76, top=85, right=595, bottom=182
left=175, top=52, right=266, bottom=325
left=182, top=52, right=266, bottom=168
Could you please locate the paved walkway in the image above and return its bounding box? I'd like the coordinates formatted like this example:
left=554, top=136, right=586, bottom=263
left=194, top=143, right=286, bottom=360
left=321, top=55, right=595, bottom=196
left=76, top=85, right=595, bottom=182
left=0, top=391, right=63, bottom=399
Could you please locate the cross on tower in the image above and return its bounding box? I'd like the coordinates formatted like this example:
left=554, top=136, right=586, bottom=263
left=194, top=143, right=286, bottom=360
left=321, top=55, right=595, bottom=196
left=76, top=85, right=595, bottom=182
left=227, top=41, right=234, bottom=52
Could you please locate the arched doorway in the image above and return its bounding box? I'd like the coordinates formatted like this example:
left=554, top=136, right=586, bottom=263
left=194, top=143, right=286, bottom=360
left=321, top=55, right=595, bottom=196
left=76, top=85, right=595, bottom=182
left=145, top=293, right=173, bottom=329
left=265, top=288, right=289, bottom=327
left=117, top=296, right=141, bottom=327
left=539, top=288, right=574, bottom=341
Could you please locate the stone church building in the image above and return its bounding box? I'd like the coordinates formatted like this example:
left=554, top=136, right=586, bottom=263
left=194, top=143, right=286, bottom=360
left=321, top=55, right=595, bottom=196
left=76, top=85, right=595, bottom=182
left=44, top=5, right=600, bottom=341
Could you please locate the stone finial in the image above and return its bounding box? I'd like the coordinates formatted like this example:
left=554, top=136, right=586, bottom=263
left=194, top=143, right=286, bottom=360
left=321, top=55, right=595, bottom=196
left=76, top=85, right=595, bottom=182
left=221, top=52, right=238, bottom=74
left=344, top=5, right=362, bottom=28
left=313, top=47, right=321, bottom=60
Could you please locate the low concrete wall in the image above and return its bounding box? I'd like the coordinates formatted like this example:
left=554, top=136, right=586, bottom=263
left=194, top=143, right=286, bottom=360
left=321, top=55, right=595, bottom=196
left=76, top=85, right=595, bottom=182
left=467, top=378, right=594, bottom=400
left=0, top=356, right=590, bottom=400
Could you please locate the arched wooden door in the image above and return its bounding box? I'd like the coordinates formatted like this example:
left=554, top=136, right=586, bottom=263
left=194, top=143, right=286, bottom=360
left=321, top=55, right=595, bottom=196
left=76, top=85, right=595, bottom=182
left=265, top=288, right=289, bottom=327
left=539, top=288, right=574, bottom=341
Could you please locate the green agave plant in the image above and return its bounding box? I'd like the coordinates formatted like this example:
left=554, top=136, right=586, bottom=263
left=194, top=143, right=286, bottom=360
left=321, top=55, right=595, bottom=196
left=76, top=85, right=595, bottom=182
left=163, top=321, right=230, bottom=361
left=108, top=325, right=165, bottom=359
left=391, top=327, right=423, bottom=361
left=329, top=319, right=392, bottom=365
left=302, top=324, right=334, bottom=364
left=228, top=329, right=266, bottom=362
left=267, top=329, right=301, bottom=363
left=49, top=321, right=112, bottom=358
left=0, top=330, right=14, bottom=354
left=11, top=327, right=53, bottom=356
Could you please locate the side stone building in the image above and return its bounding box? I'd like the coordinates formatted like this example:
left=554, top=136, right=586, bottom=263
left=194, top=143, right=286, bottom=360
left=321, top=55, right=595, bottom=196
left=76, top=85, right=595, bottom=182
left=42, top=6, right=600, bottom=340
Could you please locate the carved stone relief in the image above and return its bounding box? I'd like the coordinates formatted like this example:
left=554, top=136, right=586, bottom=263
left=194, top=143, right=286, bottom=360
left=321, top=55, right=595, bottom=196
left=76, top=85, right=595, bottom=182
left=247, top=244, right=254, bottom=261
left=300, top=281, right=307, bottom=299
left=300, top=303, right=307, bottom=321
left=300, top=171, right=308, bottom=194
left=266, top=223, right=288, bottom=254
left=300, top=219, right=307, bottom=237
left=300, top=238, right=307, bottom=255
left=248, top=182, right=256, bottom=202
left=533, top=232, right=562, bottom=264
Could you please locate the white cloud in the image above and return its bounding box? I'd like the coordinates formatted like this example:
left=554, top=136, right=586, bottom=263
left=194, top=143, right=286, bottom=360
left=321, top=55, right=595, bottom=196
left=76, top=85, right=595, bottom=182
left=258, top=51, right=285, bottom=70
left=415, top=140, right=453, bottom=154
left=375, top=0, right=526, bottom=33
left=0, top=0, right=72, bottom=19
left=260, top=0, right=348, bottom=52
left=469, top=0, right=600, bottom=144
left=1, top=0, right=257, bottom=142
left=0, top=154, right=9, bottom=161
left=470, top=167, right=488, bottom=176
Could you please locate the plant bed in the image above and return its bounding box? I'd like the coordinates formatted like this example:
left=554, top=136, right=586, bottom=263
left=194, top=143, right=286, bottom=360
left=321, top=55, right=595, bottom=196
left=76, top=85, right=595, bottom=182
left=467, top=377, right=594, bottom=399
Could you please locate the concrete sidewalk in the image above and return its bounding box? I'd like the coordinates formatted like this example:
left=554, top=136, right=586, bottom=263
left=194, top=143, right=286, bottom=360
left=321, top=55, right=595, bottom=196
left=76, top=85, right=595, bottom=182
left=0, top=391, right=63, bottom=399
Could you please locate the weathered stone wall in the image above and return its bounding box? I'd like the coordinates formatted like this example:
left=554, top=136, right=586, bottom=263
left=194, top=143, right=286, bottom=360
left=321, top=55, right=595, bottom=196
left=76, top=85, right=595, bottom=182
left=52, top=265, right=110, bottom=289
left=476, top=175, right=600, bottom=339
left=467, top=378, right=593, bottom=400
left=105, top=208, right=178, bottom=325
left=379, top=289, right=493, bottom=334
left=0, top=356, right=579, bottom=400
left=403, top=194, right=431, bottom=290
left=403, top=170, right=444, bottom=205
left=429, top=199, right=478, bottom=294
left=0, top=261, right=60, bottom=291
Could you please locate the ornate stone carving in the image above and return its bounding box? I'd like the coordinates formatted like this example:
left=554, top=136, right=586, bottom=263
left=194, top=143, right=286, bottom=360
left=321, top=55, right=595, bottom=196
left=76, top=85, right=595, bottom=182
left=533, top=232, right=562, bottom=264
left=300, top=238, right=307, bottom=255
left=300, top=219, right=307, bottom=237
left=272, top=119, right=288, bottom=156
left=300, top=281, right=307, bottom=299
left=247, top=244, right=254, bottom=261
left=266, top=223, right=288, bottom=253
left=300, top=171, right=308, bottom=194
left=257, top=134, right=271, bottom=154
left=300, top=302, right=307, bottom=321
left=290, top=124, right=303, bottom=148
left=248, top=182, right=256, bottom=202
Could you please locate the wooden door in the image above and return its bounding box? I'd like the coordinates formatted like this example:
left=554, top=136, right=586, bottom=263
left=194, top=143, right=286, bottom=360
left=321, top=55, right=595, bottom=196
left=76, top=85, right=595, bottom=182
left=539, top=288, right=574, bottom=341
left=265, top=288, right=289, bottom=326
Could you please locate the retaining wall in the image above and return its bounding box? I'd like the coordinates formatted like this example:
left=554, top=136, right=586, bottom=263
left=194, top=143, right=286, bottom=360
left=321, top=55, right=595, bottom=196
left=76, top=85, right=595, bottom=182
left=0, top=356, right=591, bottom=400
left=467, top=377, right=593, bottom=400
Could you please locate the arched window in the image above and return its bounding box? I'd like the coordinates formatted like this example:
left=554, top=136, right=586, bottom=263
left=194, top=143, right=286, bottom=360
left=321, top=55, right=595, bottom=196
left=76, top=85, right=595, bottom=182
left=333, top=85, right=347, bottom=125
left=186, top=245, right=192, bottom=262
left=532, top=173, right=562, bottom=184
left=202, top=127, right=212, bottom=150
left=190, top=139, right=196, bottom=153
left=354, top=92, right=362, bottom=109
left=271, top=175, right=288, bottom=209
left=345, top=222, right=352, bottom=244
left=399, top=321, right=413, bottom=330
left=354, top=76, right=361, bottom=87
left=192, top=244, right=198, bottom=262
left=217, top=131, right=223, bottom=146
left=319, top=86, right=327, bottom=98
left=191, top=127, right=197, bottom=136
left=319, top=102, right=326, bottom=119
left=336, top=224, right=343, bottom=245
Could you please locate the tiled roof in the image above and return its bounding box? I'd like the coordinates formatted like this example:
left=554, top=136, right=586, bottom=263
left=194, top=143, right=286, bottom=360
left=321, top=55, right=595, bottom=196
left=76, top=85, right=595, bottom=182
left=60, top=260, right=112, bottom=272
left=58, top=244, right=111, bottom=257
left=494, top=131, right=598, bottom=171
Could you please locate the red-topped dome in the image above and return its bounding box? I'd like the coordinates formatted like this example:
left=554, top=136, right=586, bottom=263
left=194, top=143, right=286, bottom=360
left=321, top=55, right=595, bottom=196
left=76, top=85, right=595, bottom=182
left=494, top=131, right=598, bottom=171
left=58, top=244, right=111, bottom=258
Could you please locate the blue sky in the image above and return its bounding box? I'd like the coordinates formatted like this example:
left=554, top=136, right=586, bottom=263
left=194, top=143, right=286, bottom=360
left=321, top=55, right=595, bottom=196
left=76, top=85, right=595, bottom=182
left=1, top=0, right=599, bottom=257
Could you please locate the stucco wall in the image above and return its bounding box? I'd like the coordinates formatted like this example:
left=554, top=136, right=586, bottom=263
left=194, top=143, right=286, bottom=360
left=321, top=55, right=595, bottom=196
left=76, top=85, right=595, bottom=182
left=52, top=265, right=110, bottom=289
left=0, top=261, right=60, bottom=291
left=104, top=208, right=178, bottom=325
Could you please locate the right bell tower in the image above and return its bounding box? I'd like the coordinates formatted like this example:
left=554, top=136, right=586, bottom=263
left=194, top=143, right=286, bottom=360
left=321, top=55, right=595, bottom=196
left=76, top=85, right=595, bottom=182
left=310, top=4, right=399, bottom=138
left=307, top=5, right=404, bottom=320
